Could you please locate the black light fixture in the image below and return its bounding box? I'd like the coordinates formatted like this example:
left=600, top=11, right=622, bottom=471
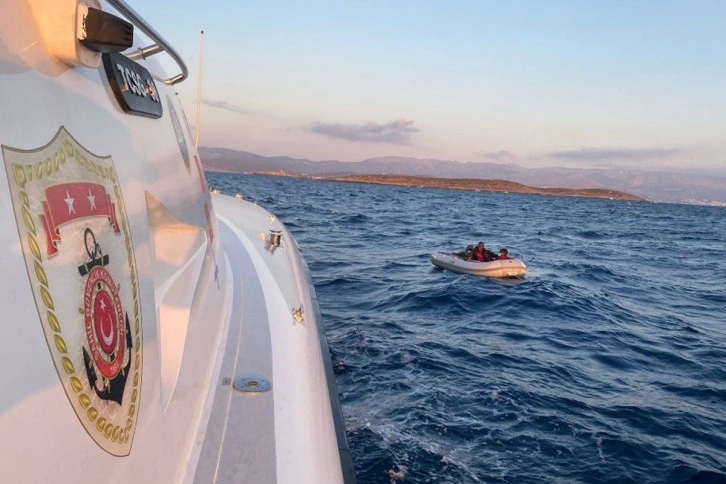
left=79, top=7, right=134, bottom=53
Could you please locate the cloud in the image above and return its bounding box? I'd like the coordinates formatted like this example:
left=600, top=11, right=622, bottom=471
left=550, top=147, right=681, bottom=162
left=202, top=99, right=251, bottom=114
left=308, top=119, right=419, bottom=144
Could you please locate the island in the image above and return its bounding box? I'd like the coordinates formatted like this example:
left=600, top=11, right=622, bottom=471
left=214, top=169, right=644, bottom=201
left=313, top=174, right=645, bottom=201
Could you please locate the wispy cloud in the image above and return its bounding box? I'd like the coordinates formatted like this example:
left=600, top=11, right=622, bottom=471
left=308, top=119, right=419, bottom=144
left=550, top=147, right=681, bottom=162
left=202, top=99, right=252, bottom=114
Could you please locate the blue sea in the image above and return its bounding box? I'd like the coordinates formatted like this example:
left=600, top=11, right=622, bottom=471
left=207, top=173, right=726, bottom=484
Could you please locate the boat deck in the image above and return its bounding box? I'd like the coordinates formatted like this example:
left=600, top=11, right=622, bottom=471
left=192, top=194, right=355, bottom=483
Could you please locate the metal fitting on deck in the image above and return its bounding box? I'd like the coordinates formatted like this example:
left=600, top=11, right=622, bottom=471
left=267, top=229, right=283, bottom=253
left=233, top=376, right=272, bottom=393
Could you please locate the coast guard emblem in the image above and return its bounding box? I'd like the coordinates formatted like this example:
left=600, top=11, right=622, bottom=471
left=2, top=127, right=142, bottom=456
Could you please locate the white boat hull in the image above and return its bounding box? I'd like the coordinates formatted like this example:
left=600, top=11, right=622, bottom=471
left=0, top=1, right=353, bottom=482
left=431, top=252, right=527, bottom=278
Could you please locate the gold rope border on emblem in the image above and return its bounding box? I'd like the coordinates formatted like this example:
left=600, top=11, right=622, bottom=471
left=11, top=135, right=142, bottom=453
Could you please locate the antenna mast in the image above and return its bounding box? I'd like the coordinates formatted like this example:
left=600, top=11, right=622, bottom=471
left=195, top=30, right=204, bottom=148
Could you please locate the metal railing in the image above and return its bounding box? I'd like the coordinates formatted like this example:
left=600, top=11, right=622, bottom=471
left=107, top=0, right=189, bottom=85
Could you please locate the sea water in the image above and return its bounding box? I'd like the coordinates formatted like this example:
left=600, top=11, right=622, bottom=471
left=208, top=173, right=726, bottom=483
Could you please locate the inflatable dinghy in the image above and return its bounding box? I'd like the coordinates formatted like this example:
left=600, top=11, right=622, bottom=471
left=431, top=252, right=527, bottom=278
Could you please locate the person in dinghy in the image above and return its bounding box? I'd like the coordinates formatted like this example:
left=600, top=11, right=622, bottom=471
left=471, top=242, right=498, bottom=262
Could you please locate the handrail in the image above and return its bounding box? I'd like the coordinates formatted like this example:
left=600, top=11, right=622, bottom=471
left=106, top=0, right=189, bottom=85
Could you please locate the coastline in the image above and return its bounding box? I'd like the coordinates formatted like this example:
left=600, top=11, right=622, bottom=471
left=212, top=170, right=646, bottom=202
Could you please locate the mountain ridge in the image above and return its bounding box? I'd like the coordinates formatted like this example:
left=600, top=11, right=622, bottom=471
left=199, top=147, right=726, bottom=204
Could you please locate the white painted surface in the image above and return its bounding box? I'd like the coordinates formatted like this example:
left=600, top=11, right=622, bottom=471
left=0, top=1, right=345, bottom=482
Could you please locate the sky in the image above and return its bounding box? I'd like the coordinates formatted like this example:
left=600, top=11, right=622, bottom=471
left=129, top=1, right=726, bottom=171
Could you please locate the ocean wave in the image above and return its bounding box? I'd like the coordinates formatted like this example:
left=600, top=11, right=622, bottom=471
left=208, top=173, right=726, bottom=483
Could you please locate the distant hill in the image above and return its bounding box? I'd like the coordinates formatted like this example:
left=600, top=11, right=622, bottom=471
left=323, top=174, right=644, bottom=201
left=199, top=147, right=726, bottom=205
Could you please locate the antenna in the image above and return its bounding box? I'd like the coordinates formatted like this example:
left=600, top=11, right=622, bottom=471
left=195, top=30, right=204, bottom=148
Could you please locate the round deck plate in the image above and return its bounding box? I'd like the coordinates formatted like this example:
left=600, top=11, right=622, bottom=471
left=233, top=375, right=272, bottom=393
